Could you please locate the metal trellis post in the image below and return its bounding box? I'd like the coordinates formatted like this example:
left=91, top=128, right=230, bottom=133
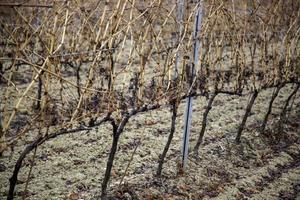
left=182, top=4, right=202, bottom=170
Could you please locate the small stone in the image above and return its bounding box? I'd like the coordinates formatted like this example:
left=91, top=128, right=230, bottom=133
left=66, top=180, right=72, bottom=186
left=0, top=163, right=7, bottom=172
left=123, top=192, right=132, bottom=200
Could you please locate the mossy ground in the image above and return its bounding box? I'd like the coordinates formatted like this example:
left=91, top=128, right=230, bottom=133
left=0, top=84, right=299, bottom=199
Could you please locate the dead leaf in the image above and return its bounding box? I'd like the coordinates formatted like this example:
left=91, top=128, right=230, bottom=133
left=66, top=192, right=79, bottom=200
left=144, top=120, right=157, bottom=126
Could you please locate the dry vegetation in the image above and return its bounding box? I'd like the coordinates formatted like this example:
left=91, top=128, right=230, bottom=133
left=0, top=0, right=299, bottom=199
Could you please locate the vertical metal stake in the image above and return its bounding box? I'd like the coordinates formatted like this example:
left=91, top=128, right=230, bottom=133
left=182, top=4, right=202, bottom=170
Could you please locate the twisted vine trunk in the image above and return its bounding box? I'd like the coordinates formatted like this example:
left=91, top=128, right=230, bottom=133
left=277, top=84, right=299, bottom=139
left=156, top=102, right=177, bottom=176
left=235, top=90, right=258, bottom=143
left=260, top=85, right=282, bottom=133
left=100, top=104, right=159, bottom=199
left=101, top=128, right=119, bottom=199
left=193, top=92, right=217, bottom=154
left=6, top=124, right=101, bottom=200
left=7, top=138, right=41, bottom=200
